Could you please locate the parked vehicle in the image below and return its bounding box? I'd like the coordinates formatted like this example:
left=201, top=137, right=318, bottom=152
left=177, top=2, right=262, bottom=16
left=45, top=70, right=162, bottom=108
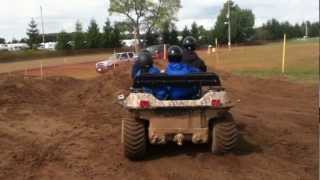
left=38, top=42, right=57, bottom=51
left=96, top=52, right=136, bottom=73
left=145, top=44, right=166, bottom=60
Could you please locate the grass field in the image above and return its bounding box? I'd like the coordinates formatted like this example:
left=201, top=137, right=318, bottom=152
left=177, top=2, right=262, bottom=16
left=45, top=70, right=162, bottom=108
left=0, top=39, right=318, bottom=83
left=0, top=53, right=110, bottom=74
left=199, top=38, right=319, bottom=83
left=0, top=48, right=127, bottom=63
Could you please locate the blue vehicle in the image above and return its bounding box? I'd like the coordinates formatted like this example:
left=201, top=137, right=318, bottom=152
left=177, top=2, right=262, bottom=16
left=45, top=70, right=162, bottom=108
left=166, top=45, right=200, bottom=100
left=132, top=51, right=168, bottom=100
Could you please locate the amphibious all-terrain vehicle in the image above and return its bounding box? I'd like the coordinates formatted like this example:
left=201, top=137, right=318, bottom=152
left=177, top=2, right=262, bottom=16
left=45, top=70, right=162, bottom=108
left=119, top=73, right=239, bottom=160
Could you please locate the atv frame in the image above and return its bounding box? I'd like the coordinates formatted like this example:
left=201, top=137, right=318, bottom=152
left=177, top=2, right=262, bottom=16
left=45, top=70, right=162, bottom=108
left=119, top=73, right=239, bottom=160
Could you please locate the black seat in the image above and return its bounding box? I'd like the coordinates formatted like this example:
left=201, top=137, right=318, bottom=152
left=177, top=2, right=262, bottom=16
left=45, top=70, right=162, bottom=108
left=133, top=73, right=221, bottom=89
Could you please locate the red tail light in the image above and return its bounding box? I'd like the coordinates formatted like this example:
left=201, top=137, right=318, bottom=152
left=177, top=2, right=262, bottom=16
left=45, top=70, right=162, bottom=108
left=140, top=100, right=150, bottom=108
left=211, top=99, right=221, bottom=107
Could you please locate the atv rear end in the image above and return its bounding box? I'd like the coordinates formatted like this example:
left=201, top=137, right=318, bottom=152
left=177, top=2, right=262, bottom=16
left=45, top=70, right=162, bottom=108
left=119, top=73, right=239, bottom=160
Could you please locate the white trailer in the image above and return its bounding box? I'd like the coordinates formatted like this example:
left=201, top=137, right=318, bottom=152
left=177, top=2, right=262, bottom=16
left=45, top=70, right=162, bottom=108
left=39, top=42, right=57, bottom=51
left=0, top=44, right=8, bottom=51
left=7, top=43, right=29, bottom=51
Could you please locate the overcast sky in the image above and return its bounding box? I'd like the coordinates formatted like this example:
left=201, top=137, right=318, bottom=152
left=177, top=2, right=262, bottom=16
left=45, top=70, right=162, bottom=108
left=0, top=0, right=318, bottom=41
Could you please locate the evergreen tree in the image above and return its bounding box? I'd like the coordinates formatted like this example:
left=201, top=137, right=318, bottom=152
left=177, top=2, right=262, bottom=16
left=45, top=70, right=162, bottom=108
left=73, top=21, right=86, bottom=49
left=293, top=23, right=303, bottom=38
left=161, top=21, right=171, bottom=44
left=263, top=19, right=282, bottom=40
left=191, top=22, right=199, bottom=40
left=0, top=37, right=5, bottom=44
left=87, top=19, right=101, bottom=48
left=12, top=39, right=19, bottom=43
left=182, top=26, right=190, bottom=39
left=198, top=25, right=210, bottom=45
left=256, top=20, right=319, bottom=41
left=111, top=23, right=122, bottom=48
left=145, top=31, right=158, bottom=46
left=281, top=21, right=294, bottom=38
left=254, top=27, right=270, bottom=40
left=20, top=38, right=28, bottom=43
left=102, top=19, right=113, bottom=48
left=310, top=22, right=320, bottom=37
left=56, top=31, right=71, bottom=50
left=161, top=21, right=179, bottom=45
left=26, top=18, right=41, bottom=49
left=169, top=25, right=179, bottom=45
left=45, top=33, right=59, bottom=42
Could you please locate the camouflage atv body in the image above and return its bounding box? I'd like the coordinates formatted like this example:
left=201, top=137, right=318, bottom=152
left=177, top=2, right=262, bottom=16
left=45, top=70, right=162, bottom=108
left=119, top=73, right=239, bottom=160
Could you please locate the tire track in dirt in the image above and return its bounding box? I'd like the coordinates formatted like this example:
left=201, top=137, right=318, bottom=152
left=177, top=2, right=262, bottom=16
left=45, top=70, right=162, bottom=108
left=0, top=65, right=318, bottom=180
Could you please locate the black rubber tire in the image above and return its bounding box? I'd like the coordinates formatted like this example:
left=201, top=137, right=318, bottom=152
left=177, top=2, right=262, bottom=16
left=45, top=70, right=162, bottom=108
left=211, top=112, right=239, bottom=154
left=123, top=117, right=147, bottom=160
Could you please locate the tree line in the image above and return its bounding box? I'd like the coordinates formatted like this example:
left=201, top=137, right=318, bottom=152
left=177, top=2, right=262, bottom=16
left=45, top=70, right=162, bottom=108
left=107, top=0, right=319, bottom=47
left=256, top=19, right=319, bottom=41
left=2, top=0, right=318, bottom=50
left=22, top=18, right=122, bottom=50
left=202, top=1, right=319, bottom=44
left=55, top=19, right=122, bottom=50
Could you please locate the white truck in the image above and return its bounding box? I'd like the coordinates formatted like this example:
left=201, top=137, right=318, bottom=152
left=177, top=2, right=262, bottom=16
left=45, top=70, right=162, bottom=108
left=96, top=52, right=137, bottom=73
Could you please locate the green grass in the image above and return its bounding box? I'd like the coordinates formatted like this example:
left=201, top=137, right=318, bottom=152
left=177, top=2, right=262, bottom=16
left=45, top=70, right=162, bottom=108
left=235, top=67, right=318, bottom=83
left=200, top=40, right=319, bottom=83
left=288, top=37, right=320, bottom=44
left=0, top=53, right=111, bottom=74
left=0, top=48, right=125, bottom=63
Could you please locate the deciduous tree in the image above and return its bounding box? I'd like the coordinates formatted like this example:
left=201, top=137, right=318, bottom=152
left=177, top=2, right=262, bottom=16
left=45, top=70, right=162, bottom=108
left=109, top=0, right=181, bottom=50
left=214, top=1, right=255, bottom=43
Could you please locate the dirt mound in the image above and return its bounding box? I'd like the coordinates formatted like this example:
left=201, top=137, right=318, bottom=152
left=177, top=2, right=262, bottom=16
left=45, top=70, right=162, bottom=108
left=0, top=75, right=81, bottom=105
left=0, top=67, right=318, bottom=180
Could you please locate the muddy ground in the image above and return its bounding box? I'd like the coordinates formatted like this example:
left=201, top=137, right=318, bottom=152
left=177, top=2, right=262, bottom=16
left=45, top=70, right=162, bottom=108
left=0, top=64, right=318, bottom=180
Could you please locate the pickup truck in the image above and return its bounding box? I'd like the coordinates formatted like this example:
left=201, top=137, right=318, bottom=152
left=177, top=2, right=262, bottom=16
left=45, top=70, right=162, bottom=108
left=96, top=52, right=137, bottom=73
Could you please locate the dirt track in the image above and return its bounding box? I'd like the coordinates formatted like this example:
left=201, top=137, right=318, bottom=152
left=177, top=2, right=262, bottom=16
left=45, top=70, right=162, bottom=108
left=0, top=64, right=318, bottom=180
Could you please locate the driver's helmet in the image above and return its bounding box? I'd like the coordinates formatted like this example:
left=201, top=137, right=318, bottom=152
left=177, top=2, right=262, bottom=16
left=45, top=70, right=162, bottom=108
left=168, top=45, right=183, bottom=63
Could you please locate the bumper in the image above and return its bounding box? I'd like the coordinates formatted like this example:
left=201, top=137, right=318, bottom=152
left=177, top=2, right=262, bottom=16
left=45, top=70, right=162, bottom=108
left=149, top=128, right=209, bottom=145
left=96, top=65, right=117, bottom=73
left=137, top=109, right=224, bottom=145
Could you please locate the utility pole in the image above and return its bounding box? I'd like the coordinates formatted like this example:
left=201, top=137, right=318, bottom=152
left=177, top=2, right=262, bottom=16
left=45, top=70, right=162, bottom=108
left=134, top=28, right=139, bottom=53
left=40, top=6, right=45, bottom=45
left=282, top=34, right=287, bottom=74
left=227, top=0, right=231, bottom=50
left=305, top=22, right=309, bottom=38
